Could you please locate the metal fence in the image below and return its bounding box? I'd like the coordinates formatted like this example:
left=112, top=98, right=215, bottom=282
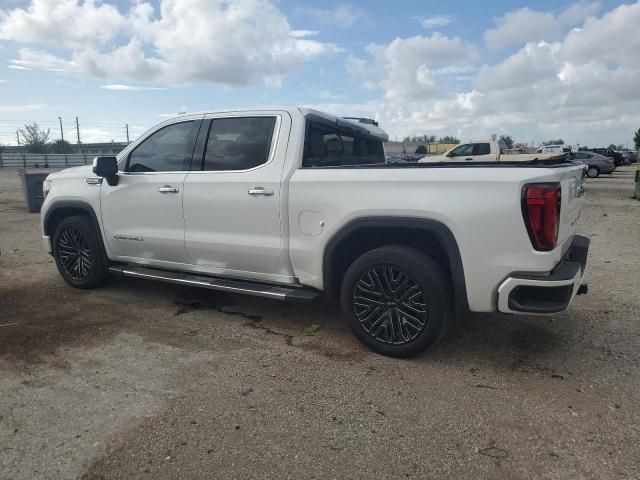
left=0, top=154, right=95, bottom=169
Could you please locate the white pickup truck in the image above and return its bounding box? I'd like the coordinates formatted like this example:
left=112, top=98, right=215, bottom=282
left=419, top=139, right=558, bottom=163
left=40, top=108, right=589, bottom=357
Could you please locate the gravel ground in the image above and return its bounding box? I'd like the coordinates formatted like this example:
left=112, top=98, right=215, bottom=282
left=1, top=166, right=639, bottom=480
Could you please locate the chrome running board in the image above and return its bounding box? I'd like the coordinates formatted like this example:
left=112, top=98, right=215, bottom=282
left=108, top=265, right=319, bottom=302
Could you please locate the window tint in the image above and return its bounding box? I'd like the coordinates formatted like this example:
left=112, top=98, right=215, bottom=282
left=449, top=144, right=474, bottom=157
left=474, top=143, right=491, bottom=155
left=302, top=122, right=385, bottom=167
left=127, top=121, right=194, bottom=172
left=202, top=117, right=276, bottom=171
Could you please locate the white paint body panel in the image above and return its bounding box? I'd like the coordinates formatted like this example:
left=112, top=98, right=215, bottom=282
left=182, top=112, right=290, bottom=279
left=101, top=172, right=189, bottom=263
left=40, top=107, right=585, bottom=314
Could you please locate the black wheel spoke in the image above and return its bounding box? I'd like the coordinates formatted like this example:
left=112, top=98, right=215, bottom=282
left=57, top=226, right=93, bottom=281
left=353, top=264, right=429, bottom=346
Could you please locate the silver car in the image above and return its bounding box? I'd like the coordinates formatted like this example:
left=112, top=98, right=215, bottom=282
left=572, top=151, right=616, bottom=178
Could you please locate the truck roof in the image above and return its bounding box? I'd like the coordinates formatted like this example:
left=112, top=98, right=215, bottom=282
left=163, top=107, right=389, bottom=142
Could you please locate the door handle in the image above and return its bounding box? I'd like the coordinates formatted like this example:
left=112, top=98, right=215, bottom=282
left=465, top=158, right=473, bottom=161
left=158, top=185, right=179, bottom=193
left=248, top=187, right=274, bottom=196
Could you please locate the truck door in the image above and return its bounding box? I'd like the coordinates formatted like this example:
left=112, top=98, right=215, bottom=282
left=100, top=118, right=202, bottom=263
left=182, top=112, right=290, bottom=280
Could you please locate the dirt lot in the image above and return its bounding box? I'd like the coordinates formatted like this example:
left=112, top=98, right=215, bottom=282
left=1, top=167, right=639, bottom=480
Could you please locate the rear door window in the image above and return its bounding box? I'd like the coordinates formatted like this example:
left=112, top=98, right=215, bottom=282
left=473, top=143, right=491, bottom=155
left=202, top=117, right=276, bottom=171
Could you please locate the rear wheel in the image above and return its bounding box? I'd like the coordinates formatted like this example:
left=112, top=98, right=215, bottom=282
left=586, top=166, right=600, bottom=178
left=340, top=246, right=451, bottom=358
left=53, top=215, right=108, bottom=289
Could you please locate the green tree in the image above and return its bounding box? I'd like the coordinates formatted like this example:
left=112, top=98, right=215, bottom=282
left=439, top=135, right=460, bottom=144
left=19, top=123, right=50, bottom=153
left=49, top=139, right=73, bottom=154
left=542, top=139, right=565, bottom=146
left=499, top=135, right=514, bottom=149
left=634, top=128, right=640, bottom=151
left=415, top=145, right=428, bottom=154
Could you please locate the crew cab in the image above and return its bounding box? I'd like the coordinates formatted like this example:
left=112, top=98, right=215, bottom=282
left=419, top=140, right=558, bottom=163
left=41, top=108, right=589, bottom=357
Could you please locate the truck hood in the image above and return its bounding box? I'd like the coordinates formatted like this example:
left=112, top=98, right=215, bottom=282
left=48, top=164, right=93, bottom=179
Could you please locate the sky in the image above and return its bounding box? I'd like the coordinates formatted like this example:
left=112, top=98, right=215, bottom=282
left=0, top=0, right=639, bottom=147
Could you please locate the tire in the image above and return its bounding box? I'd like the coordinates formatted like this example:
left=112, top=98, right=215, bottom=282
left=52, top=215, right=108, bottom=289
left=340, top=245, right=451, bottom=358
left=586, top=166, right=600, bottom=178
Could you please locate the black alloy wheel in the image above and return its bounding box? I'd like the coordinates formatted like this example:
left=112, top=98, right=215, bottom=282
left=53, top=215, right=108, bottom=289
left=353, top=266, right=428, bottom=345
left=341, top=245, right=451, bottom=358
left=57, top=226, right=93, bottom=281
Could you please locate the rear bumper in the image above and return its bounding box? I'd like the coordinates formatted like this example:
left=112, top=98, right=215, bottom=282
left=497, top=235, right=590, bottom=314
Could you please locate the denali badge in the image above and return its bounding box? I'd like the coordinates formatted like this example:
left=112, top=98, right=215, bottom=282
left=114, top=235, right=144, bottom=242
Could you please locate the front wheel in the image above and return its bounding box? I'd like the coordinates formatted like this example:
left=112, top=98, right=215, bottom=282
left=340, top=246, right=451, bottom=358
left=53, top=215, right=108, bottom=289
left=586, top=166, right=600, bottom=178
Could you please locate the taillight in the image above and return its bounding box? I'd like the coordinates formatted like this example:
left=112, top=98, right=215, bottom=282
left=605, top=160, right=613, bottom=164
left=522, top=183, right=561, bottom=251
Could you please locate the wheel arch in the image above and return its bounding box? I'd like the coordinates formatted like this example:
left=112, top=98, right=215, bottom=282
left=322, top=217, right=469, bottom=315
left=44, top=200, right=107, bottom=257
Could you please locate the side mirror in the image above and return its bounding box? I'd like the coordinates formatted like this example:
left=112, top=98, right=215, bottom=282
left=445, top=152, right=453, bottom=158
left=93, top=156, right=119, bottom=186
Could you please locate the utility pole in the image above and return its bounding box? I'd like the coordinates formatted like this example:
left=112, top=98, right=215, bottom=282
left=58, top=116, right=64, bottom=142
left=125, top=123, right=130, bottom=143
left=16, top=130, right=20, bottom=146
left=75, top=116, right=80, bottom=144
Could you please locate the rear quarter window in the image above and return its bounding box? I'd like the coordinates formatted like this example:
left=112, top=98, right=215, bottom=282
left=302, top=122, right=385, bottom=167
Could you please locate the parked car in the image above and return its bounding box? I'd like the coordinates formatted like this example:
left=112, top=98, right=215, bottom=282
left=40, top=108, right=589, bottom=357
left=620, top=150, right=637, bottom=164
left=536, top=145, right=572, bottom=154
left=571, top=151, right=615, bottom=177
left=420, top=140, right=562, bottom=163
left=589, top=148, right=625, bottom=166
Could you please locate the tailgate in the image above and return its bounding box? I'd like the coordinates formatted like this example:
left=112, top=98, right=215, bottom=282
left=558, top=164, right=586, bottom=246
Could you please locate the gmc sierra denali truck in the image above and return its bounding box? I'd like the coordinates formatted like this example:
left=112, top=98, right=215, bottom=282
left=40, top=108, right=589, bottom=357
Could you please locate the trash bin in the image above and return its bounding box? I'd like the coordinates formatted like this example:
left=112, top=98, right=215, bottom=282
left=18, top=168, right=51, bottom=213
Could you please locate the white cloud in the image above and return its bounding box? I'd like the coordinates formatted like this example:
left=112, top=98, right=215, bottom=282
left=348, top=34, right=476, bottom=101
left=10, top=48, right=76, bottom=71
left=100, top=84, right=165, bottom=92
left=296, top=4, right=371, bottom=28
left=415, top=15, right=453, bottom=29
left=0, top=0, right=124, bottom=49
left=344, top=2, right=640, bottom=146
left=484, top=1, right=601, bottom=50
left=0, top=0, right=341, bottom=86
left=0, top=103, right=46, bottom=113
left=8, top=65, right=29, bottom=70
left=290, top=30, right=319, bottom=38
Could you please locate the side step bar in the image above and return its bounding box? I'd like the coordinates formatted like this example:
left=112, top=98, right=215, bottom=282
left=108, top=265, right=320, bottom=303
